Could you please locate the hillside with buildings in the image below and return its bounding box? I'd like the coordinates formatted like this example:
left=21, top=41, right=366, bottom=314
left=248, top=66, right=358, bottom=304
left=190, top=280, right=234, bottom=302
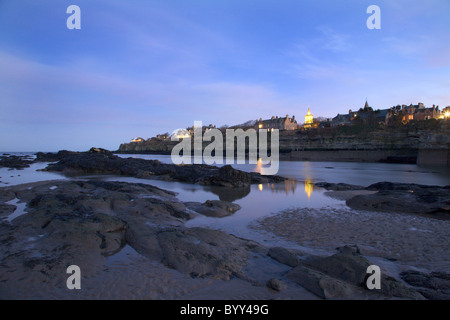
left=117, top=101, right=450, bottom=166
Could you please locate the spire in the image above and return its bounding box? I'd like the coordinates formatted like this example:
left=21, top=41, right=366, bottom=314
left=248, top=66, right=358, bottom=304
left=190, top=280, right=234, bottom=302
left=364, top=100, right=369, bottom=110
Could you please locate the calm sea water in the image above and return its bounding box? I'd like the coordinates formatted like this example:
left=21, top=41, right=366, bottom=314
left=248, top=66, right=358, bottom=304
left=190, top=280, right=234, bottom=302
left=116, top=154, right=450, bottom=187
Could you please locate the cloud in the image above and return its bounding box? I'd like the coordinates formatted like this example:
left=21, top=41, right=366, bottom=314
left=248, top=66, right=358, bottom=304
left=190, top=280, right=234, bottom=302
left=316, top=26, right=352, bottom=53
left=284, top=26, right=354, bottom=81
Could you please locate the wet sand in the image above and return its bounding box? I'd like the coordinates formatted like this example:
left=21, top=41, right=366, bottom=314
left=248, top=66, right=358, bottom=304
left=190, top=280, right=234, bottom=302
left=251, top=205, right=450, bottom=273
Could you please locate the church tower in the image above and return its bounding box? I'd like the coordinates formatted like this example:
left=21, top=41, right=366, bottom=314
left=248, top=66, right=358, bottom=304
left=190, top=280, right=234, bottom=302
left=305, top=108, right=314, bottom=125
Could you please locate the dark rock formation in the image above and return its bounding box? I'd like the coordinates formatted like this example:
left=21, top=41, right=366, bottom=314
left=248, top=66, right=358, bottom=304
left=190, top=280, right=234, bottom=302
left=315, top=182, right=365, bottom=191
left=208, top=185, right=251, bottom=202
left=267, top=247, right=300, bottom=267
left=346, top=182, right=450, bottom=219
left=0, top=180, right=263, bottom=283
left=0, top=155, right=34, bottom=169
left=40, top=149, right=284, bottom=188
left=266, top=278, right=286, bottom=292
left=186, top=200, right=241, bottom=218
left=283, top=245, right=424, bottom=299
left=34, top=150, right=81, bottom=162
left=287, top=264, right=354, bottom=299
left=156, top=227, right=259, bottom=279
left=400, top=270, right=450, bottom=300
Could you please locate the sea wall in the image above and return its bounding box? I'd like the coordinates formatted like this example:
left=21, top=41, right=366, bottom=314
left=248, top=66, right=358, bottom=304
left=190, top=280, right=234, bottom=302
left=283, top=149, right=417, bottom=163
left=417, top=149, right=450, bottom=167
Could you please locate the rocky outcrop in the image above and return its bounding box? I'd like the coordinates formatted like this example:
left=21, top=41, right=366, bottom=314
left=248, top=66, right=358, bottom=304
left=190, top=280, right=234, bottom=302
left=267, top=247, right=300, bottom=267
left=40, top=149, right=284, bottom=188
left=400, top=270, right=450, bottom=300
left=315, top=182, right=365, bottom=191
left=0, top=180, right=433, bottom=299
left=0, top=155, right=34, bottom=169
left=186, top=200, right=241, bottom=218
left=346, top=182, right=450, bottom=219
left=319, top=181, right=450, bottom=219
left=156, top=227, right=260, bottom=279
left=280, top=245, right=424, bottom=299
left=266, top=278, right=286, bottom=292
left=0, top=180, right=263, bottom=283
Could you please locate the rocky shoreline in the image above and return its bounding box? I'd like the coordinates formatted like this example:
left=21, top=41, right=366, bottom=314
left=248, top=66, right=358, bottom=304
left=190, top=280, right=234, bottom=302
left=316, top=181, right=450, bottom=220
left=1, top=149, right=449, bottom=299
left=36, top=148, right=285, bottom=187
left=2, top=179, right=444, bottom=300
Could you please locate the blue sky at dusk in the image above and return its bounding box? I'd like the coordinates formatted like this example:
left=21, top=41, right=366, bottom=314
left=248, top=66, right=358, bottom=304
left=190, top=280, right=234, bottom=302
left=1, top=0, right=449, bottom=151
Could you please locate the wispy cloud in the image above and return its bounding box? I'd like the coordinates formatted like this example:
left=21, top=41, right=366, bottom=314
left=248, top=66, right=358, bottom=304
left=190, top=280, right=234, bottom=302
left=316, top=26, right=352, bottom=53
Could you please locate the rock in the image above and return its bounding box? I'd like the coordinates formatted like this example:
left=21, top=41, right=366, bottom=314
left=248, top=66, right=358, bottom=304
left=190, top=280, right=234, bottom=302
left=267, top=247, right=300, bottom=267
left=346, top=182, right=450, bottom=219
left=366, top=181, right=435, bottom=191
left=0, top=155, right=33, bottom=169
left=209, top=185, right=251, bottom=202
left=157, top=227, right=259, bottom=280
left=301, top=251, right=424, bottom=299
left=88, top=147, right=114, bottom=155
left=266, top=278, right=286, bottom=292
left=196, top=165, right=252, bottom=188
left=0, top=204, right=16, bottom=220
left=303, top=252, right=371, bottom=285
left=0, top=180, right=198, bottom=281
left=400, top=270, right=450, bottom=300
left=287, top=265, right=355, bottom=299
left=315, top=182, right=365, bottom=191
left=336, top=245, right=361, bottom=256
left=250, top=172, right=285, bottom=184
left=186, top=200, right=241, bottom=217
left=42, top=150, right=285, bottom=187
left=34, top=150, right=79, bottom=162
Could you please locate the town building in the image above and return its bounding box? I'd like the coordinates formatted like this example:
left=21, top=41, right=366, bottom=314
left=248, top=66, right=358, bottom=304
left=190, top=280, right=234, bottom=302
left=156, top=133, right=169, bottom=140
left=404, top=104, right=440, bottom=122
left=440, top=106, right=450, bottom=119
left=331, top=100, right=390, bottom=126
left=256, top=115, right=298, bottom=131
left=331, top=113, right=352, bottom=127
left=301, top=108, right=320, bottom=129
left=385, top=103, right=441, bottom=123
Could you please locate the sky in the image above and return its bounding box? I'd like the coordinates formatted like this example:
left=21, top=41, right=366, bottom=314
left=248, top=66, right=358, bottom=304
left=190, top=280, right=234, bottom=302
left=0, top=0, right=449, bottom=152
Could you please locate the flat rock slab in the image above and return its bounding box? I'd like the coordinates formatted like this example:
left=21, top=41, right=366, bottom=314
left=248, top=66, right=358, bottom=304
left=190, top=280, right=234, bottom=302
left=186, top=200, right=241, bottom=217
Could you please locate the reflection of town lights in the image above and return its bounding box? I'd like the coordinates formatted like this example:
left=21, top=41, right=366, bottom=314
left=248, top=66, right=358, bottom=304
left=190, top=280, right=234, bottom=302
left=258, top=184, right=263, bottom=191
left=304, top=180, right=313, bottom=199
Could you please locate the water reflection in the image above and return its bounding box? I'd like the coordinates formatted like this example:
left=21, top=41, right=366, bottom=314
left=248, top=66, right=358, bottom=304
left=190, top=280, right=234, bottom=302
left=257, top=178, right=312, bottom=196
left=256, top=178, right=315, bottom=199
left=208, top=185, right=250, bottom=202
left=305, top=180, right=314, bottom=199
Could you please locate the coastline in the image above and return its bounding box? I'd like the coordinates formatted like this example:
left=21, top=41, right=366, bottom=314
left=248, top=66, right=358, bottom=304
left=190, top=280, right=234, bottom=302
left=0, top=151, right=449, bottom=300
